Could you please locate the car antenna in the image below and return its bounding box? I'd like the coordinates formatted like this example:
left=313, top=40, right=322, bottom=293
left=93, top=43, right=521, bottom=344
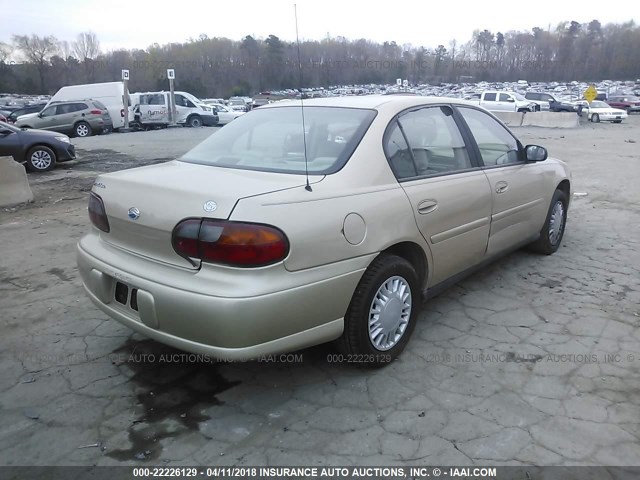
left=294, top=4, right=312, bottom=192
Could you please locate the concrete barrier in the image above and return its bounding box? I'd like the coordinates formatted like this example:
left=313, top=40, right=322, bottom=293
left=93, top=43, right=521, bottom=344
left=520, top=112, right=580, bottom=128
left=0, top=156, right=34, bottom=207
left=494, top=111, right=524, bottom=127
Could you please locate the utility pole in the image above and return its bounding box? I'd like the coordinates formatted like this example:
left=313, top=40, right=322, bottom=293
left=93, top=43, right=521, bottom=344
left=121, top=69, right=131, bottom=132
left=167, top=69, right=177, bottom=127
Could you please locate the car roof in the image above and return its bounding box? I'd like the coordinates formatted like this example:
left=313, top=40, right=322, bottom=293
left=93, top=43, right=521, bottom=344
left=49, top=99, right=96, bottom=104
left=260, top=95, right=477, bottom=112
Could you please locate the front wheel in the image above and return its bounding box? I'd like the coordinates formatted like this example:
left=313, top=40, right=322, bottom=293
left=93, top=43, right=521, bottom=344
left=187, top=115, right=203, bottom=128
left=74, top=121, right=92, bottom=137
left=529, top=189, right=568, bottom=255
left=336, top=254, right=420, bottom=367
left=26, top=145, right=56, bottom=172
left=591, top=113, right=600, bottom=123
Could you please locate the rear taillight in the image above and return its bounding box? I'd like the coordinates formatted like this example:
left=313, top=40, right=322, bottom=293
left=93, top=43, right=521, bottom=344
left=89, top=109, right=103, bottom=115
left=120, top=109, right=125, bottom=117
left=88, top=192, right=110, bottom=233
left=172, top=218, right=289, bottom=267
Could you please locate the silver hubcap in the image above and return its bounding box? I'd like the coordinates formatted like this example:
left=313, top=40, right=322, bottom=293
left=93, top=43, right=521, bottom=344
left=31, top=150, right=52, bottom=170
left=77, top=124, right=89, bottom=136
left=368, top=275, right=412, bottom=351
left=549, top=200, right=564, bottom=245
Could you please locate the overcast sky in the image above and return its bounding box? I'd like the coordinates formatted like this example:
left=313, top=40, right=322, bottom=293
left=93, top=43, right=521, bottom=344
left=1, top=0, right=638, bottom=52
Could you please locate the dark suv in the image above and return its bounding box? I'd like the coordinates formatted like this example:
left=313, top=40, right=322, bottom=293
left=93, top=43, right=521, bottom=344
left=5, top=104, right=48, bottom=124
left=14, top=99, right=113, bottom=137
left=524, top=92, right=577, bottom=112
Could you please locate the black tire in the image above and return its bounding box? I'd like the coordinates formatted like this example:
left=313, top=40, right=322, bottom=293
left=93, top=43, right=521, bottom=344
left=529, top=189, right=568, bottom=255
left=591, top=113, right=600, bottom=123
left=74, top=121, right=92, bottom=137
left=517, top=108, right=527, bottom=113
left=613, top=120, right=622, bottom=124
left=336, top=254, right=420, bottom=367
left=187, top=115, right=203, bottom=128
left=25, top=145, right=56, bottom=172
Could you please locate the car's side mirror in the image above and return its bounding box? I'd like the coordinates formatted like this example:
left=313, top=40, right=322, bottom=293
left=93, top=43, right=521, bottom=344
left=525, top=145, right=548, bottom=162
left=37, top=113, right=43, bottom=118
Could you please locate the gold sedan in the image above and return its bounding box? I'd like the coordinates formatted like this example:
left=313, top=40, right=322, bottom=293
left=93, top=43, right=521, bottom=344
left=77, top=96, right=571, bottom=366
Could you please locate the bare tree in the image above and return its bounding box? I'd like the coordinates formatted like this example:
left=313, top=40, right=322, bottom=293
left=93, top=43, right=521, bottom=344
left=11, top=34, right=59, bottom=92
left=0, top=42, right=12, bottom=62
left=73, top=32, right=101, bottom=82
left=73, top=32, right=100, bottom=60
left=60, top=40, right=74, bottom=60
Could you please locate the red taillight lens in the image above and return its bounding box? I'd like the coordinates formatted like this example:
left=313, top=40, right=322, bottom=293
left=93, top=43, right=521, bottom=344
left=172, top=218, right=289, bottom=267
left=172, top=218, right=201, bottom=257
left=88, top=192, right=110, bottom=232
left=89, top=109, right=103, bottom=115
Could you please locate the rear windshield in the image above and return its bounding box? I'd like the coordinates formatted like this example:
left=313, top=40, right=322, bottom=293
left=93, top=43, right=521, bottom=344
left=180, top=106, right=376, bottom=174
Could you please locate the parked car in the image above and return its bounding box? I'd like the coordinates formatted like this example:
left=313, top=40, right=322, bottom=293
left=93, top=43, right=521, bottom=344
left=585, top=101, right=628, bottom=123
left=227, top=96, right=251, bottom=112
left=207, top=103, right=245, bottom=125
left=46, top=82, right=132, bottom=130
left=14, top=100, right=113, bottom=137
left=77, top=96, right=571, bottom=366
left=524, top=92, right=577, bottom=112
left=0, top=121, right=76, bottom=172
left=606, top=96, right=640, bottom=114
left=476, top=91, right=539, bottom=112
left=130, top=91, right=218, bottom=128
left=5, top=104, right=48, bottom=124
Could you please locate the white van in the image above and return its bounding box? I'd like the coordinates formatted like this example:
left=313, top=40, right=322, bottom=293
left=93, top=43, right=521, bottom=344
left=131, top=91, right=218, bottom=128
left=47, top=82, right=133, bottom=130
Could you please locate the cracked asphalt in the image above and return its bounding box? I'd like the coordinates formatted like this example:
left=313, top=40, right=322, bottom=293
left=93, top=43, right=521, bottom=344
left=0, top=118, right=639, bottom=467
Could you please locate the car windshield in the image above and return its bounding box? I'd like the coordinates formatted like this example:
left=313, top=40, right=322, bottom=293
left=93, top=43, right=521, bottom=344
left=180, top=106, right=376, bottom=174
left=590, top=101, right=609, bottom=108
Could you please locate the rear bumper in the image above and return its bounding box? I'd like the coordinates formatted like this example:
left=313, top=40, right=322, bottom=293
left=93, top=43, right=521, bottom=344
left=77, top=233, right=371, bottom=360
left=598, top=113, right=628, bottom=121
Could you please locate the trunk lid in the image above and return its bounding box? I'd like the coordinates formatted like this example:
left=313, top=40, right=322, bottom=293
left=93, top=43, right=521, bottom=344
left=94, top=160, right=322, bottom=269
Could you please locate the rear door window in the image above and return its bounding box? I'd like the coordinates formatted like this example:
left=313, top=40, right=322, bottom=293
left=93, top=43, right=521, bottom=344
left=384, top=106, right=472, bottom=180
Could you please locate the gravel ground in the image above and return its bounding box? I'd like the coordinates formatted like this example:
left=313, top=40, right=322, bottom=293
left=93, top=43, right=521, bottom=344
left=0, top=117, right=639, bottom=467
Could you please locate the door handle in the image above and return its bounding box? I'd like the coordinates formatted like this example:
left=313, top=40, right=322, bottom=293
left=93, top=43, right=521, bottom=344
left=495, top=181, right=509, bottom=194
left=417, top=199, right=438, bottom=215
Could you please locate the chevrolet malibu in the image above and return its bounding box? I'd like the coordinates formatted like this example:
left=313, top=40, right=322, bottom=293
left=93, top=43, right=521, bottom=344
left=77, top=96, right=571, bottom=366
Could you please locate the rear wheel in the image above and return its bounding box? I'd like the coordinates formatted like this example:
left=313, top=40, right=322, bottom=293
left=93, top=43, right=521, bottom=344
left=529, top=189, right=568, bottom=255
left=74, top=121, right=92, bottom=137
left=336, top=254, right=420, bottom=367
left=591, top=113, right=600, bottom=123
left=188, top=115, right=203, bottom=128
left=613, top=120, right=622, bottom=124
left=26, top=145, right=56, bottom=172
